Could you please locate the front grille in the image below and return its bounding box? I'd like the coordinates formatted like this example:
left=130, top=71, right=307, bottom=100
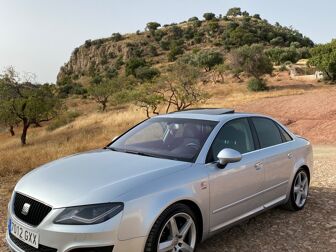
left=13, top=193, right=52, bottom=226
left=9, top=232, right=57, bottom=252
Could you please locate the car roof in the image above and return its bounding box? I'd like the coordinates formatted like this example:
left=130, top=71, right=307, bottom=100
left=156, top=108, right=265, bottom=122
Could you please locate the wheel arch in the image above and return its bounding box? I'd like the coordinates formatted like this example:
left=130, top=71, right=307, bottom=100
left=174, top=199, right=204, bottom=242
left=300, top=165, right=311, bottom=183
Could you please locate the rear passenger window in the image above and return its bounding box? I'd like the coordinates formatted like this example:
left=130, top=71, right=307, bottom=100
left=278, top=126, right=292, bottom=142
left=252, top=118, right=283, bottom=148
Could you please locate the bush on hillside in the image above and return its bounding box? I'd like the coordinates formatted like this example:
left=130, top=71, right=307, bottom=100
left=134, top=66, right=160, bottom=81
left=226, top=7, right=242, bottom=17
left=203, top=13, right=216, bottom=21
left=125, top=58, right=147, bottom=76
left=111, top=33, right=123, bottom=42
left=248, top=78, right=268, bottom=92
left=47, top=111, right=81, bottom=131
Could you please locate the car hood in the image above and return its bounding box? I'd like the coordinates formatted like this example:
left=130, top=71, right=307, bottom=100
left=14, top=149, right=190, bottom=208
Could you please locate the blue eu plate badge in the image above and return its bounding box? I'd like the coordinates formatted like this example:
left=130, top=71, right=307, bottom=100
left=8, top=218, right=11, bottom=232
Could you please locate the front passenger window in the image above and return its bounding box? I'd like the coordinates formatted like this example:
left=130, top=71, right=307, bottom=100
left=207, top=118, right=255, bottom=163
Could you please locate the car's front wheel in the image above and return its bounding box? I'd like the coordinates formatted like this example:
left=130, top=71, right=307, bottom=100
left=145, top=203, right=198, bottom=252
left=284, top=168, right=310, bottom=211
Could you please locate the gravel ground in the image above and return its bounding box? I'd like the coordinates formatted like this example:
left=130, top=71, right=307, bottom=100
left=1, top=147, right=335, bottom=252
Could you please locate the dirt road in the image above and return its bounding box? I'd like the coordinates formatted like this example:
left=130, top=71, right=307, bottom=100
left=1, top=146, right=335, bottom=252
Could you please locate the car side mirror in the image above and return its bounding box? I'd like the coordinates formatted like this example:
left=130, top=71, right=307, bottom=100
left=217, top=148, right=242, bottom=169
left=112, top=136, right=119, bottom=142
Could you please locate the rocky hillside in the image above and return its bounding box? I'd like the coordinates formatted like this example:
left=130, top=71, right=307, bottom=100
left=57, top=9, right=314, bottom=85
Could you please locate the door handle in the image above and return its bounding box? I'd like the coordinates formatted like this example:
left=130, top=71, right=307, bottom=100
left=288, top=153, right=293, bottom=159
left=255, top=162, right=263, bottom=170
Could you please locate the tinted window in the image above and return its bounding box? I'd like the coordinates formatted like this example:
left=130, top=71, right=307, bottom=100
left=252, top=118, right=283, bottom=148
left=207, top=118, right=255, bottom=162
left=278, top=126, right=292, bottom=142
left=110, top=118, right=217, bottom=162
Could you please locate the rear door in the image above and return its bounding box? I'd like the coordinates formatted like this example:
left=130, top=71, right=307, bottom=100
left=250, top=117, right=294, bottom=207
left=207, top=118, right=265, bottom=232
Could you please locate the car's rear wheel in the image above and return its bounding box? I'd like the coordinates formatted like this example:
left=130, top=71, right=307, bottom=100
left=145, top=203, right=198, bottom=252
left=284, top=168, right=309, bottom=211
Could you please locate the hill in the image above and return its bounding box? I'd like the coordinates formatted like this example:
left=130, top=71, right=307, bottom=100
left=57, top=9, right=314, bottom=86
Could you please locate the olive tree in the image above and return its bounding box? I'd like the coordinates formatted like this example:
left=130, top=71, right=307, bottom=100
left=133, top=83, right=163, bottom=118
left=146, top=22, right=161, bottom=35
left=309, top=40, right=336, bottom=82
left=203, top=13, right=216, bottom=21
left=229, top=44, right=273, bottom=81
left=226, top=7, right=242, bottom=17
left=0, top=67, right=61, bottom=145
left=160, top=63, right=209, bottom=112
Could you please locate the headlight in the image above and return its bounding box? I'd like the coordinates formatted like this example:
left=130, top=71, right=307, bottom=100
left=54, top=203, right=124, bottom=225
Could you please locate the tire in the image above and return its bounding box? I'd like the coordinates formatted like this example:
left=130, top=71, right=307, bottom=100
left=284, top=168, right=309, bottom=211
left=144, top=203, right=199, bottom=252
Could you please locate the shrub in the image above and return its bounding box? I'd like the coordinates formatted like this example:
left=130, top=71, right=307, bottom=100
left=226, top=7, right=242, bottom=16
left=168, top=42, right=184, bottom=61
left=58, top=83, right=87, bottom=98
left=111, top=33, right=123, bottom=42
left=270, top=36, right=285, bottom=46
left=84, top=40, right=92, bottom=48
left=247, top=78, right=268, bottom=92
left=160, top=39, right=170, bottom=51
left=105, top=67, right=118, bottom=79
left=188, top=17, right=199, bottom=22
left=154, top=29, right=165, bottom=42
left=135, top=66, right=160, bottom=81
left=125, top=58, right=147, bottom=76
left=47, top=111, right=81, bottom=131
left=146, top=22, right=161, bottom=35
left=203, top=13, right=216, bottom=21
left=149, top=45, right=158, bottom=56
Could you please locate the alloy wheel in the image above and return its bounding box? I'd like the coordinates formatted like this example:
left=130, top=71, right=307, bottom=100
left=293, top=171, right=309, bottom=208
left=157, top=213, right=197, bottom=252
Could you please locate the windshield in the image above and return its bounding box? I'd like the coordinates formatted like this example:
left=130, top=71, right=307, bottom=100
left=109, top=118, right=218, bottom=162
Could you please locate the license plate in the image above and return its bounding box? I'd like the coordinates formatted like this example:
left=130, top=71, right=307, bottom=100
left=9, top=218, right=39, bottom=248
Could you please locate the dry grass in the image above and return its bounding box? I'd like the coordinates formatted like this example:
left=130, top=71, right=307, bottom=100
left=0, top=76, right=323, bottom=177
left=0, top=107, right=145, bottom=177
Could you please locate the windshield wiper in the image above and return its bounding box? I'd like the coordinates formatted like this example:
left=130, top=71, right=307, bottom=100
left=105, top=146, right=118, bottom=151
left=124, top=150, right=159, bottom=158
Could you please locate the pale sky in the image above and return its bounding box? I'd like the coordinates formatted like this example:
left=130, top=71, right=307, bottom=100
left=0, top=0, right=335, bottom=83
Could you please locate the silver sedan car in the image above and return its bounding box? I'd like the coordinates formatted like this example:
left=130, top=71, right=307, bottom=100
left=6, top=108, right=313, bottom=252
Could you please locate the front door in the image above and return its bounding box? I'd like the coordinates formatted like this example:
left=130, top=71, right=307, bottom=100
left=206, top=118, right=265, bottom=232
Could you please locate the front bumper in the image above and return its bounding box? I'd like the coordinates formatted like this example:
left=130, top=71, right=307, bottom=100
left=6, top=209, right=147, bottom=252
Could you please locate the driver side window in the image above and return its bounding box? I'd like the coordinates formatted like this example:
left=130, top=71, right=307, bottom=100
left=207, top=118, right=255, bottom=163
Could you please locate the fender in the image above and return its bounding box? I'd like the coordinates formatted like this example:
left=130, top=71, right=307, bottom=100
left=116, top=165, right=209, bottom=241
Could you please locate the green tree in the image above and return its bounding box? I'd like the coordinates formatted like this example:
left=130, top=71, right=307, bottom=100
left=226, top=7, right=242, bottom=16
left=203, top=13, right=216, bottom=21
left=309, top=40, right=336, bottom=81
left=168, top=42, right=184, bottom=62
left=111, top=33, right=123, bottom=42
left=0, top=68, right=61, bottom=145
left=196, top=51, right=224, bottom=71
left=160, top=63, right=209, bottom=112
left=125, top=58, right=147, bottom=76
left=146, top=22, right=161, bottom=34
left=135, top=66, right=160, bottom=81
left=182, top=51, right=224, bottom=71
left=133, top=83, right=163, bottom=118
left=188, top=17, right=199, bottom=22
left=229, top=44, right=273, bottom=88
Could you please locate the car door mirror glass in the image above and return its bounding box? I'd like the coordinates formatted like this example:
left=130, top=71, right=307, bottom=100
left=217, top=148, right=242, bottom=168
